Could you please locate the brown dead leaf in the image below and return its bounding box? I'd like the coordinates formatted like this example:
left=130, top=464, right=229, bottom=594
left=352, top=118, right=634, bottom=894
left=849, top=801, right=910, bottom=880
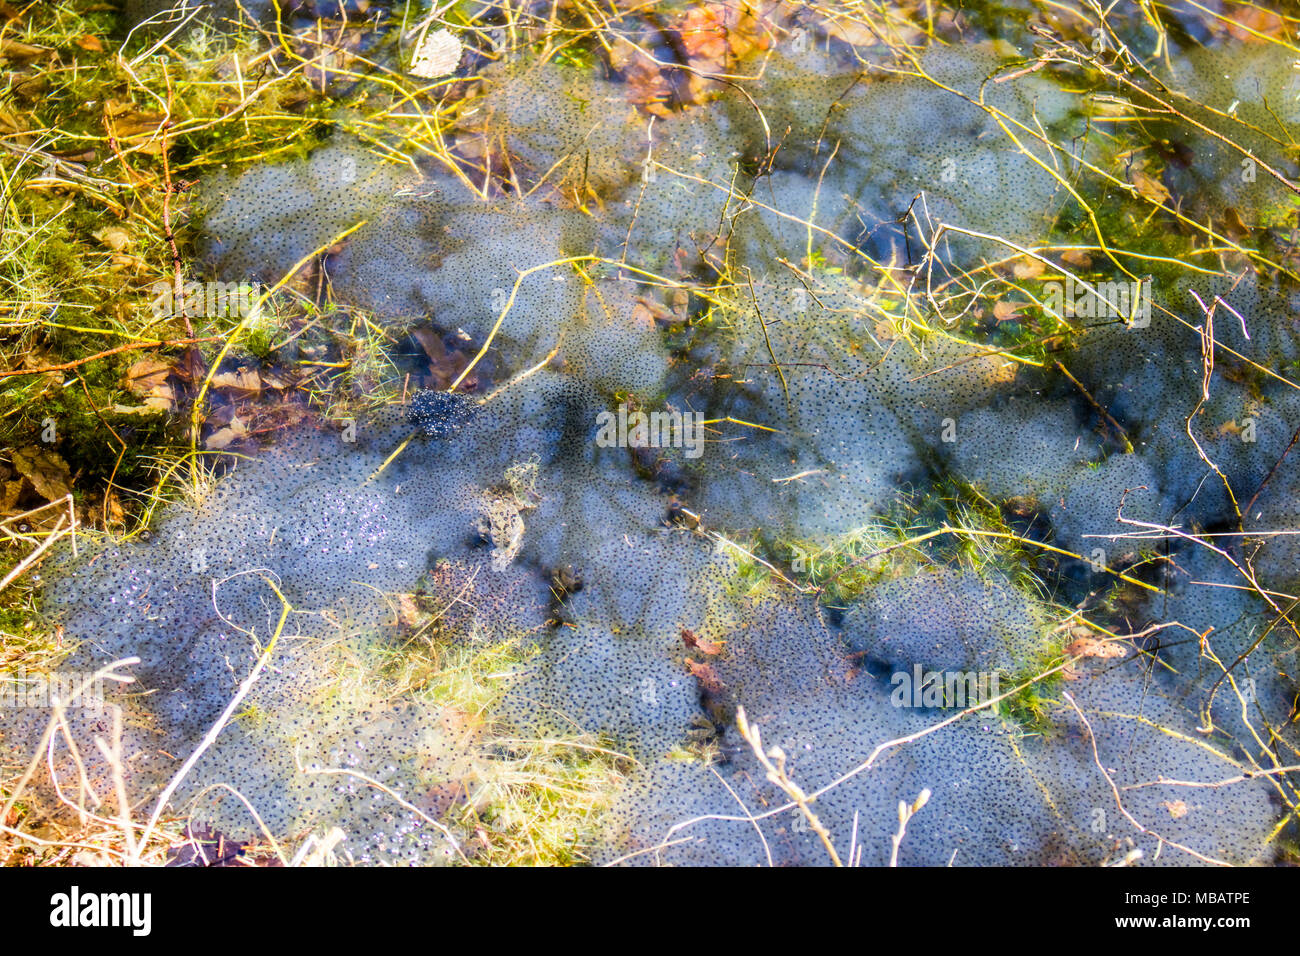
left=681, top=627, right=724, bottom=655
left=993, top=300, right=1026, bottom=324
left=211, top=367, right=262, bottom=397
left=1219, top=7, right=1289, bottom=42
left=679, top=5, right=732, bottom=66
left=629, top=300, right=657, bottom=330
left=623, top=294, right=684, bottom=330
left=1221, top=206, right=1250, bottom=241
left=684, top=658, right=726, bottom=696
left=204, top=417, right=248, bottom=450
left=10, top=446, right=72, bottom=502
left=102, top=491, right=125, bottom=528
left=411, top=327, right=471, bottom=389
left=395, top=593, right=425, bottom=630
left=671, top=3, right=772, bottom=105
left=611, top=36, right=673, bottom=116
left=0, top=38, right=49, bottom=61
left=103, top=99, right=168, bottom=154
left=93, top=226, right=132, bottom=252
left=123, top=357, right=175, bottom=411
left=1212, top=418, right=1248, bottom=440
left=125, top=358, right=171, bottom=395
left=1012, top=257, right=1045, bottom=280
left=822, top=17, right=882, bottom=47
left=1130, top=167, right=1171, bottom=206
left=1, top=478, right=24, bottom=515
left=1066, top=635, right=1127, bottom=660
left=75, top=34, right=104, bottom=52
left=1060, top=249, right=1093, bottom=269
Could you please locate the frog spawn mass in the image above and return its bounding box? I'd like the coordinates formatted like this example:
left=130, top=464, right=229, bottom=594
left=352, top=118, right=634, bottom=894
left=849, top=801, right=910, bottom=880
left=7, top=41, right=1299, bottom=865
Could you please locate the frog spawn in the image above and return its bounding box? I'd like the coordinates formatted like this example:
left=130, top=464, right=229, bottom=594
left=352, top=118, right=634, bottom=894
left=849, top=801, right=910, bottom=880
left=598, top=589, right=1285, bottom=867
left=4, top=376, right=674, bottom=862
left=12, top=37, right=1300, bottom=864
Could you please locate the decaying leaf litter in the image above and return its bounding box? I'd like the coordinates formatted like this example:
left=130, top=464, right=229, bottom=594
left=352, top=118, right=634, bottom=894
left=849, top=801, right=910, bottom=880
left=1, top=0, right=1298, bottom=866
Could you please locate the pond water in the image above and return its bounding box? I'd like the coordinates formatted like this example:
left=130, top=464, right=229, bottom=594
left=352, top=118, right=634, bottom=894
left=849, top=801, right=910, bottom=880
left=7, top=1, right=1299, bottom=866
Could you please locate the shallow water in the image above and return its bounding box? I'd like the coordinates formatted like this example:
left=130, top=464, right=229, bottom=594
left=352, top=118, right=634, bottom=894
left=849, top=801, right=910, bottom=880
left=10, top=1, right=1300, bottom=865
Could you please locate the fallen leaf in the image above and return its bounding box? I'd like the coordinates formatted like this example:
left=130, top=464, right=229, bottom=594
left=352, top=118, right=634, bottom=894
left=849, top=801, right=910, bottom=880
left=205, top=417, right=248, bottom=450
left=681, top=627, right=724, bottom=655
left=124, top=357, right=170, bottom=395
left=610, top=36, right=673, bottom=116
left=93, top=226, right=131, bottom=252
left=1012, top=257, right=1045, bottom=279
left=103, top=99, right=168, bottom=154
left=1214, top=419, right=1244, bottom=439
left=1131, top=167, right=1171, bottom=206
left=75, top=34, right=104, bottom=52
left=629, top=300, right=657, bottom=330
left=112, top=402, right=169, bottom=416
left=102, top=491, right=124, bottom=527
left=993, top=300, right=1026, bottom=323
left=0, top=38, right=49, bottom=61
left=10, top=446, right=72, bottom=502
left=685, top=658, right=726, bottom=696
left=1219, top=7, right=1289, bottom=42
left=1221, top=206, right=1249, bottom=241
left=1060, top=249, right=1093, bottom=269
left=123, top=357, right=175, bottom=411
left=410, top=326, right=470, bottom=389
left=395, top=593, right=425, bottom=630
left=211, top=367, right=262, bottom=397
left=1162, top=799, right=1189, bottom=819
left=1066, top=635, right=1127, bottom=659
left=679, top=5, right=732, bottom=66
left=822, top=17, right=882, bottom=47
left=0, top=478, right=23, bottom=514
left=409, top=27, right=462, bottom=78
left=679, top=2, right=772, bottom=67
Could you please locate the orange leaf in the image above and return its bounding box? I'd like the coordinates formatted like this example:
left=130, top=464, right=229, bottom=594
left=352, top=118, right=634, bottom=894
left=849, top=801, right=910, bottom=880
left=685, top=658, right=726, bottom=696
left=1066, top=635, right=1127, bottom=660
left=681, top=627, right=724, bottom=655
left=993, top=300, right=1024, bottom=324
left=1012, top=257, right=1045, bottom=279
